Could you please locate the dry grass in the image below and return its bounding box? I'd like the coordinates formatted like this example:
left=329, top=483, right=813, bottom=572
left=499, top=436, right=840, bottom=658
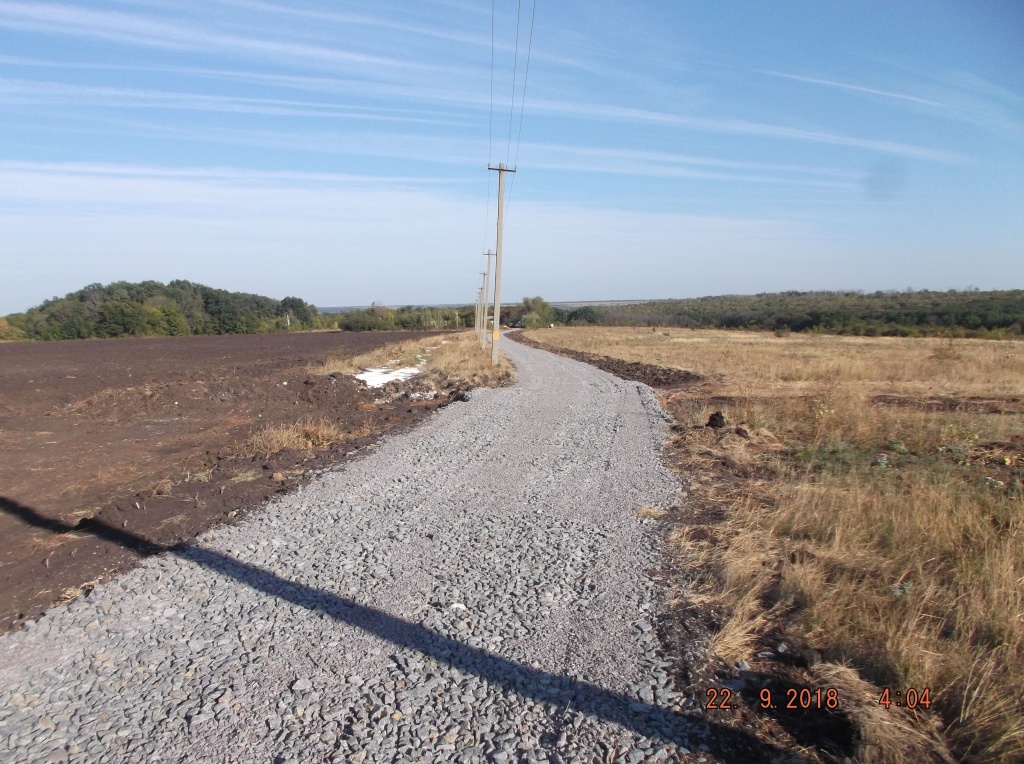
left=229, top=468, right=261, bottom=483
left=316, top=330, right=514, bottom=389
left=242, top=416, right=346, bottom=457
left=526, top=327, right=1024, bottom=764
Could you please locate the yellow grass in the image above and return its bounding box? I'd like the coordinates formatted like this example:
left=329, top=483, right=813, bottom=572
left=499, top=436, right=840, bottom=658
left=316, top=330, right=514, bottom=389
left=243, top=416, right=345, bottom=457
left=526, top=327, right=1024, bottom=764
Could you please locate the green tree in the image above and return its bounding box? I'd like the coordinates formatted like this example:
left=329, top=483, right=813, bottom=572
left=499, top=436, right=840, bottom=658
left=522, top=311, right=547, bottom=329
left=521, top=296, right=554, bottom=325
left=95, top=301, right=148, bottom=337
left=278, top=296, right=314, bottom=328
left=567, top=306, right=601, bottom=325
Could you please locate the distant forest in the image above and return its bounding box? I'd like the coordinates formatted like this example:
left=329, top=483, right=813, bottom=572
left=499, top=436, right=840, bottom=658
left=0, top=281, right=469, bottom=341
left=0, top=281, right=324, bottom=340
left=4, top=284, right=1022, bottom=341
left=583, top=289, right=1024, bottom=338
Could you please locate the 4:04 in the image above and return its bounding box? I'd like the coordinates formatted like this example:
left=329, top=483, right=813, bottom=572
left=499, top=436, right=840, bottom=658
left=879, top=687, right=932, bottom=709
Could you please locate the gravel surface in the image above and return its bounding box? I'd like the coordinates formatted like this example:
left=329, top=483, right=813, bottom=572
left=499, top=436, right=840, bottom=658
left=0, top=339, right=710, bottom=763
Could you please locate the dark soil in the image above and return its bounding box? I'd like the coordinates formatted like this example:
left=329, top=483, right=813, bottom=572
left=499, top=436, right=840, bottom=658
left=0, top=331, right=457, bottom=634
left=872, top=393, right=1024, bottom=414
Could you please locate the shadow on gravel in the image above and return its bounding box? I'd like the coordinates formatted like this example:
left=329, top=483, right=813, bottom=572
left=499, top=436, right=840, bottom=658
left=3, top=495, right=812, bottom=763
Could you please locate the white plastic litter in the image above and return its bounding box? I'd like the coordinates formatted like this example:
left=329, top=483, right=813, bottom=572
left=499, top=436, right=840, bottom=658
left=354, top=367, right=422, bottom=388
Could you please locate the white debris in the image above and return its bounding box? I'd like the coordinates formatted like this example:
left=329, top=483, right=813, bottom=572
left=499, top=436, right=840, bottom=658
left=354, top=367, right=422, bottom=388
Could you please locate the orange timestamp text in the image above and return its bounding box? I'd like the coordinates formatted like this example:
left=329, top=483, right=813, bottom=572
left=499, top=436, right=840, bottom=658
left=878, top=687, right=932, bottom=709
left=705, top=686, right=840, bottom=710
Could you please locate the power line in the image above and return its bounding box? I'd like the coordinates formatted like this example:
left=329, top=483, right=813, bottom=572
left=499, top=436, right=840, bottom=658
left=482, top=0, right=496, bottom=252
left=504, top=0, right=537, bottom=222
left=488, top=0, right=495, bottom=165
left=481, top=169, right=493, bottom=253
left=512, top=0, right=536, bottom=172
left=505, top=0, right=522, bottom=167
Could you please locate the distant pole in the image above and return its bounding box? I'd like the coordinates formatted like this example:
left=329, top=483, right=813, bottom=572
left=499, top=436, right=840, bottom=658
left=476, top=286, right=484, bottom=343
left=488, top=163, right=515, bottom=366
left=478, top=273, right=488, bottom=348
left=474, top=287, right=481, bottom=341
left=482, top=250, right=494, bottom=350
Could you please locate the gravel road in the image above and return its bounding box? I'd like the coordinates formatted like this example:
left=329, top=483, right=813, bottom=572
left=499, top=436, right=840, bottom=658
left=0, top=339, right=713, bottom=763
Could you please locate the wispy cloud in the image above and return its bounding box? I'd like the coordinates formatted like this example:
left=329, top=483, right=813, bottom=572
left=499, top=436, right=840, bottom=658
left=0, top=78, right=460, bottom=124
left=527, top=98, right=970, bottom=164
left=758, top=70, right=946, bottom=107
left=0, top=160, right=459, bottom=188
left=209, top=0, right=609, bottom=77
left=523, top=143, right=860, bottom=178
left=0, top=55, right=490, bottom=116
left=517, top=143, right=857, bottom=189
left=0, top=1, right=456, bottom=76
left=210, top=0, right=493, bottom=49
left=768, top=62, right=1024, bottom=140
left=12, top=111, right=859, bottom=192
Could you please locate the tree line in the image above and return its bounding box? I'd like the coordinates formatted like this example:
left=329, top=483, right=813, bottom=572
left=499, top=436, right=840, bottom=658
left=0, top=281, right=472, bottom=341
left=6, top=285, right=1020, bottom=342
left=587, top=289, right=1024, bottom=338
left=2, top=281, right=321, bottom=340
left=333, top=305, right=466, bottom=332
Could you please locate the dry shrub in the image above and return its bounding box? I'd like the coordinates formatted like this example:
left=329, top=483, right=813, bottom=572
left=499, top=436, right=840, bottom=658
left=528, top=327, right=1024, bottom=763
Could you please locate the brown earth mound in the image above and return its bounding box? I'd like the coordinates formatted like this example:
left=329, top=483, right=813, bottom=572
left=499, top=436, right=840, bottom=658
left=0, top=331, right=457, bottom=634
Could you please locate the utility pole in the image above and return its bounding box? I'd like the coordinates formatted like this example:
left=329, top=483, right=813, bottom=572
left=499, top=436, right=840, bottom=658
left=487, top=163, right=515, bottom=365
left=481, top=250, right=494, bottom=350
left=476, top=287, right=482, bottom=346
left=478, top=272, right=488, bottom=349
left=474, top=286, right=482, bottom=342
left=477, top=284, right=483, bottom=342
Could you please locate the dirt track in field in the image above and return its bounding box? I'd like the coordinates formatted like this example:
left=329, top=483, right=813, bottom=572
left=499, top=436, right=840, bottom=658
left=0, top=331, right=451, bottom=633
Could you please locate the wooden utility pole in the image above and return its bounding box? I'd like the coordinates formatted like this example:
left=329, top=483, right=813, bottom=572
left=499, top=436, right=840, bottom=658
left=487, top=163, right=515, bottom=365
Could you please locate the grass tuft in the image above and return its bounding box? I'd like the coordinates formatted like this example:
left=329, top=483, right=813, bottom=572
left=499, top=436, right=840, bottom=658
left=243, top=416, right=345, bottom=457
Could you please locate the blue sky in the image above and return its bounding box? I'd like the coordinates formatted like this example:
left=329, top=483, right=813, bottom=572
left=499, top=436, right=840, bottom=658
left=1, top=1, right=1022, bottom=314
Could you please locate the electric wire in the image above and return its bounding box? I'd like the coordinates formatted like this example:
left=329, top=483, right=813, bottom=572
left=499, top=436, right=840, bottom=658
left=481, top=0, right=497, bottom=264
left=504, top=0, right=537, bottom=223
left=480, top=0, right=537, bottom=294
left=505, top=0, right=523, bottom=167
left=488, top=0, right=495, bottom=166
left=512, top=0, right=536, bottom=172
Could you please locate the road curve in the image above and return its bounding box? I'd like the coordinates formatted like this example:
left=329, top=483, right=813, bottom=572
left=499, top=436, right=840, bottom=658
left=0, top=338, right=714, bottom=763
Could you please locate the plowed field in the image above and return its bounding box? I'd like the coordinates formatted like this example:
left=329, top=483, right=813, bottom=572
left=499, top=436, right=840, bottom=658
left=0, top=331, right=448, bottom=633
